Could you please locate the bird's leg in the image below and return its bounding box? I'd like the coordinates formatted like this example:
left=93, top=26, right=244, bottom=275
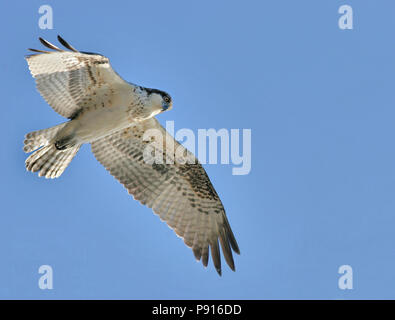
left=54, top=135, right=76, bottom=150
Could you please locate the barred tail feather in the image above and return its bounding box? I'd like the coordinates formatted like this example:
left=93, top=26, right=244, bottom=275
left=24, top=123, right=80, bottom=179
left=25, top=144, right=80, bottom=178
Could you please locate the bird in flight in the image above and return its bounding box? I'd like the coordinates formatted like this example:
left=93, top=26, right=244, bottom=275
left=23, top=36, right=240, bottom=275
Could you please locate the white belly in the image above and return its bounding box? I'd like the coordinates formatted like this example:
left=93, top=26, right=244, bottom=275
left=72, top=104, right=132, bottom=143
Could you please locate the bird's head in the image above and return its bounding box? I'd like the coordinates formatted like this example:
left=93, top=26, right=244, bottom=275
left=145, top=88, right=173, bottom=115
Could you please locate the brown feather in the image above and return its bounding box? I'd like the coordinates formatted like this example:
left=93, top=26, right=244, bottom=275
left=219, top=227, right=235, bottom=271
left=57, top=35, right=78, bottom=52
left=28, top=48, right=50, bottom=53
left=39, top=37, right=63, bottom=52
left=210, top=238, right=222, bottom=276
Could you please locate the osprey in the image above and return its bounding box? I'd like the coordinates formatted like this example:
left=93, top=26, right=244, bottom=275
left=23, top=36, right=239, bottom=275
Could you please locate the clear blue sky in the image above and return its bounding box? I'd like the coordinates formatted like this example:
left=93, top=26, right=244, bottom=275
left=1, top=0, right=395, bottom=299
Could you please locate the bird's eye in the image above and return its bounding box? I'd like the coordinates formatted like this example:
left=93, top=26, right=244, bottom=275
left=164, top=96, right=170, bottom=103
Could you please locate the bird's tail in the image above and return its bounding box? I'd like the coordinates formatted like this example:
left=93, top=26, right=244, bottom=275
left=23, top=123, right=81, bottom=179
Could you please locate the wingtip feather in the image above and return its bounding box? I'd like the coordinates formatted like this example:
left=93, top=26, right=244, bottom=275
left=39, top=37, right=63, bottom=52
left=57, top=35, right=78, bottom=52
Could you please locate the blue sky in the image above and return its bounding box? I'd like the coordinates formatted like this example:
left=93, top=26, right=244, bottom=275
left=1, top=0, right=395, bottom=299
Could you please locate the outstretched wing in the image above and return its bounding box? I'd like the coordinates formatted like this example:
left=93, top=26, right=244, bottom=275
left=26, top=36, right=127, bottom=119
left=91, top=117, right=240, bottom=275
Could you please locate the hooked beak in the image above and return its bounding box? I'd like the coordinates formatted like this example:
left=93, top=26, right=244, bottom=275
left=162, top=102, right=172, bottom=111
